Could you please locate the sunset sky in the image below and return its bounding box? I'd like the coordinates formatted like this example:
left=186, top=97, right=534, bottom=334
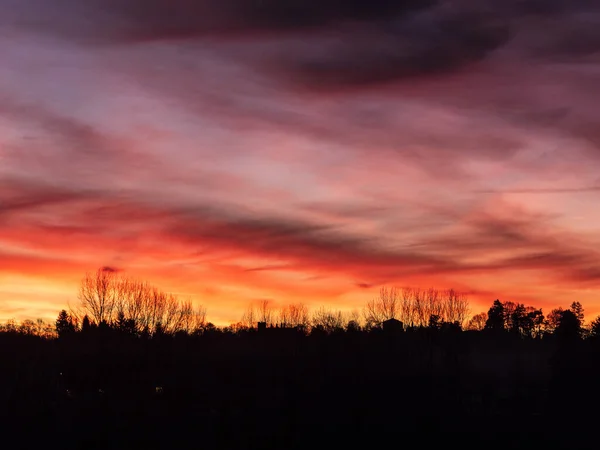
left=1, top=0, right=600, bottom=325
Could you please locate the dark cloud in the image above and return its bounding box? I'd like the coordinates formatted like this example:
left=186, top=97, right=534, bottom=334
left=6, top=0, right=599, bottom=91
left=97, top=0, right=434, bottom=39
left=0, top=178, right=95, bottom=215
left=2, top=0, right=431, bottom=42
left=276, top=10, right=510, bottom=89
left=105, top=1, right=599, bottom=90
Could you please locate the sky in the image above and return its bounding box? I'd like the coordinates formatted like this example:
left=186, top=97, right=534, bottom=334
left=1, top=0, right=600, bottom=325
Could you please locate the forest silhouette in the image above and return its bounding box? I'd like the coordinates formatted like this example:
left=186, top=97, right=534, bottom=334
left=2, top=267, right=600, bottom=448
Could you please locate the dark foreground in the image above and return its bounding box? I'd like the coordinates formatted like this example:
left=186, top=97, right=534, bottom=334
left=2, top=328, right=599, bottom=449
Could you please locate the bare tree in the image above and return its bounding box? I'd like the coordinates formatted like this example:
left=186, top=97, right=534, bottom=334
left=240, top=300, right=275, bottom=329
left=426, top=288, right=443, bottom=321
left=278, top=302, right=310, bottom=330
left=545, top=307, right=564, bottom=334
left=412, top=288, right=428, bottom=327
left=257, top=299, right=274, bottom=325
left=292, top=303, right=311, bottom=329
left=363, top=287, right=399, bottom=328
left=466, top=312, right=487, bottom=331
left=190, top=304, right=207, bottom=333
left=312, top=306, right=345, bottom=334
left=78, top=267, right=118, bottom=324
left=444, top=288, right=470, bottom=328
left=241, top=304, right=257, bottom=329
left=362, top=298, right=383, bottom=329
left=78, top=267, right=206, bottom=335
left=366, top=286, right=470, bottom=328
left=400, top=287, right=415, bottom=326
left=278, top=305, right=290, bottom=328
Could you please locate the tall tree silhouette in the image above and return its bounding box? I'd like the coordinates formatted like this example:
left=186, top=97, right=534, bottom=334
left=78, top=267, right=118, bottom=324
left=589, top=316, right=600, bottom=339
left=545, top=307, right=564, bottom=334
left=257, top=300, right=274, bottom=326
left=81, top=315, right=92, bottom=333
left=569, top=302, right=584, bottom=325
left=241, top=304, right=257, bottom=329
left=509, top=304, right=543, bottom=338
left=555, top=310, right=581, bottom=341
left=485, top=300, right=505, bottom=331
left=55, top=310, right=76, bottom=338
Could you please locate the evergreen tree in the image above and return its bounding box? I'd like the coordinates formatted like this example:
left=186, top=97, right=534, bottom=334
left=555, top=310, right=581, bottom=341
left=82, top=315, right=92, bottom=333
left=570, top=301, right=584, bottom=325
left=55, top=310, right=75, bottom=338
left=485, top=299, right=505, bottom=331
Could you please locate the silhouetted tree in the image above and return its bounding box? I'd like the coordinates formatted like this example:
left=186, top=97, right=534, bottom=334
left=363, top=286, right=399, bottom=328
left=81, top=315, right=92, bottom=333
left=154, top=321, right=165, bottom=338
left=55, top=310, right=76, bottom=338
left=509, top=303, right=527, bottom=336
left=555, top=310, right=581, bottom=341
left=279, top=303, right=310, bottom=331
left=1, top=319, right=17, bottom=333
left=502, top=301, right=518, bottom=331
left=346, top=319, right=361, bottom=332
left=393, top=287, right=470, bottom=327
left=115, top=311, right=136, bottom=335
left=241, top=304, right=257, bottom=329
left=485, top=300, right=505, bottom=331
left=545, top=307, right=564, bottom=334
left=526, top=307, right=545, bottom=338
left=589, top=316, right=600, bottom=339
left=466, top=312, right=487, bottom=331
left=78, top=267, right=118, bottom=324
left=78, top=267, right=205, bottom=335
left=570, top=301, right=584, bottom=325
left=19, top=319, right=37, bottom=336
left=510, top=303, right=544, bottom=338
left=312, top=306, right=344, bottom=334
left=444, top=288, right=470, bottom=326
left=428, top=314, right=442, bottom=330
left=257, top=300, right=274, bottom=326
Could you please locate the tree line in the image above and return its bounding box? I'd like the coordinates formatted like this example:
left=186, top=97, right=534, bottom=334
left=3, top=267, right=600, bottom=340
